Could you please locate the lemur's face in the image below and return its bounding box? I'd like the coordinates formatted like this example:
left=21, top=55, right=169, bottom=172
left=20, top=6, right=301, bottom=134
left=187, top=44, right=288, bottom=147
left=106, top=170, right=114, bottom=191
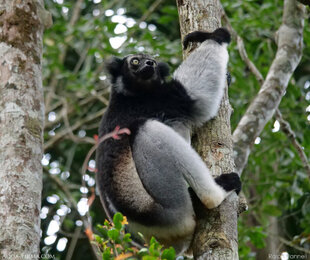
left=126, top=54, right=158, bottom=81
left=105, top=54, right=170, bottom=95
left=117, top=54, right=170, bottom=93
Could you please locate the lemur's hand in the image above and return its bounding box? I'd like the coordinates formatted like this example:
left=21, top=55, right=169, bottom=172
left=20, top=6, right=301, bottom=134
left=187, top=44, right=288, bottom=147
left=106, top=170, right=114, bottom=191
left=183, top=27, right=231, bottom=49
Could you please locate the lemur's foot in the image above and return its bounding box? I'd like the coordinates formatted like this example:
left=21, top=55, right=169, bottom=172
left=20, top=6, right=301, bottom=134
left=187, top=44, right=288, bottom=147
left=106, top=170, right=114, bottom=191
left=183, top=27, right=231, bottom=49
left=215, top=172, right=241, bottom=195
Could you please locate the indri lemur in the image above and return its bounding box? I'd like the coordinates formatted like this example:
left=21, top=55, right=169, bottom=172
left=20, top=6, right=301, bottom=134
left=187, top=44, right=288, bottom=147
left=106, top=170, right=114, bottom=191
left=96, top=28, right=241, bottom=254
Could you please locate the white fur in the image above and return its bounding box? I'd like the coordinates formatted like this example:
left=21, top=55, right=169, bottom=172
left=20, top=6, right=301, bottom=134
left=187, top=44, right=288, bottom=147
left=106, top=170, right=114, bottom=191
left=173, top=40, right=229, bottom=125
left=141, top=120, right=228, bottom=209
left=125, top=119, right=231, bottom=254
left=128, top=213, right=195, bottom=254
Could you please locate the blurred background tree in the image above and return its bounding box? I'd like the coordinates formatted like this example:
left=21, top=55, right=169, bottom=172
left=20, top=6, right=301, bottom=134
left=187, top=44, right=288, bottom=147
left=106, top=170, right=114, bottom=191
left=41, top=0, right=310, bottom=259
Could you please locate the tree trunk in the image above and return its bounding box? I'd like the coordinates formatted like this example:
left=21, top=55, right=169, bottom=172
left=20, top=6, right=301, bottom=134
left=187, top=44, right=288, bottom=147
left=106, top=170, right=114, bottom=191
left=176, top=1, right=239, bottom=259
left=0, top=0, right=50, bottom=258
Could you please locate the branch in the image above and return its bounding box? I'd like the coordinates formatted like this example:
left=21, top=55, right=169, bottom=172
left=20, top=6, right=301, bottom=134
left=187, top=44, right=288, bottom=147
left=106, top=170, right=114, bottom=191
left=278, top=236, right=310, bottom=255
left=126, top=0, right=164, bottom=40
left=232, top=0, right=306, bottom=174
left=46, top=170, right=102, bottom=260
left=223, top=7, right=310, bottom=177
left=44, top=108, right=106, bottom=150
left=65, top=226, right=83, bottom=260
left=45, top=89, right=109, bottom=129
left=45, top=0, right=84, bottom=112
left=297, top=0, right=310, bottom=6
left=267, top=232, right=310, bottom=255
left=138, top=0, right=164, bottom=23
left=221, top=12, right=264, bottom=85
left=275, top=110, right=310, bottom=176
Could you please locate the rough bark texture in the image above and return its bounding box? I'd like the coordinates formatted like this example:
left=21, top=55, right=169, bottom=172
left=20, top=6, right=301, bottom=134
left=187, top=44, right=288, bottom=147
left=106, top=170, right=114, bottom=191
left=233, top=0, right=305, bottom=174
left=177, top=1, right=239, bottom=259
left=0, top=0, right=49, bottom=258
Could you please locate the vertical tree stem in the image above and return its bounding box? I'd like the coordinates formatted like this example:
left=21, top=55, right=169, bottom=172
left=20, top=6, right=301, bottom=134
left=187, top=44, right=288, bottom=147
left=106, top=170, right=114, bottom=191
left=0, top=0, right=48, bottom=258
left=176, top=0, right=239, bottom=259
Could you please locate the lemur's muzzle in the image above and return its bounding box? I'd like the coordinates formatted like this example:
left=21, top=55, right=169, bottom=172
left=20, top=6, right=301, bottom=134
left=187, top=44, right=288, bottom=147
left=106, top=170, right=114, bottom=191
left=137, top=60, right=156, bottom=80
left=138, top=66, right=155, bottom=79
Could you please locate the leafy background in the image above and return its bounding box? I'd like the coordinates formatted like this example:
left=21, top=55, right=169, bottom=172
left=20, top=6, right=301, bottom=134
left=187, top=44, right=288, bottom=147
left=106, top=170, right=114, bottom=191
left=41, top=0, right=310, bottom=259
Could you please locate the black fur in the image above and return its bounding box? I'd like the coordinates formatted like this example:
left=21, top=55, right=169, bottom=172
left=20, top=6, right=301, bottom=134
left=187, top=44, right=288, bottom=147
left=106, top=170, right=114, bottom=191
left=105, top=57, right=124, bottom=83
left=158, top=62, right=170, bottom=78
left=97, top=29, right=238, bottom=227
left=215, top=172, right=242, bottom=195
left=188, top=187, right=208, bottom=219
left=183, top=27, right=231, bottom=49
left=97, top=54, right=195, bottom=225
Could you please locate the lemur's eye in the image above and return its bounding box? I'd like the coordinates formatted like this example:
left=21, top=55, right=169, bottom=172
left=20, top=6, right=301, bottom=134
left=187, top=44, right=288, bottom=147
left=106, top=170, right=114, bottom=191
left=131, top=58, right=140, bottom=65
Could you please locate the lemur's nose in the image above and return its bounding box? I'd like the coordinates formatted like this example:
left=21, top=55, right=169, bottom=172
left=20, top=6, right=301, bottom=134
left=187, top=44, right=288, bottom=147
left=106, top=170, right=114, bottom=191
left=146, top=60, right=154, bottom=66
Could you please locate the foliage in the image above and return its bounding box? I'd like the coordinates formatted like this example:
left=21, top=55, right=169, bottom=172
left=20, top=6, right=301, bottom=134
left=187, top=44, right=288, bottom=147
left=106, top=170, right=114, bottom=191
left=223, top=1, right=310, bottom=259
left=41, top=0, right=310, bottom=259
left=94, top=213, right=176, bottom=260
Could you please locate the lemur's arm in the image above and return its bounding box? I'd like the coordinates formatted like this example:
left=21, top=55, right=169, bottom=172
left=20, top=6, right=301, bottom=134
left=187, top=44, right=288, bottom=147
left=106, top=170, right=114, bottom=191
left=173, top=28, right=230, bottom=125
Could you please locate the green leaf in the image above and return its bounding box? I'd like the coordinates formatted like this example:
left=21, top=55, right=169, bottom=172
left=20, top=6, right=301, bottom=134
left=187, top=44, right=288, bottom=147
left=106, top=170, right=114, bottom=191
left=108, top=228, right=120, bottom=241
left=113, top=212, right=124, bottom=230
left=123, top=233, right=132, bottom=243
left=161, top=247, right=176, bottom=260
left=142, top=256, right=157, bottom=260
left=263, top=205, right=282, bottom=217
left=97, top=224, right=109, bottom=239
left=102, top=249, right=111, bottom=260
left=248, top=227, right=267, bottom=249
left=94, top=234, right=103, bottom=244
left=148, top=239, right=161, bottom=257
left=161, top=6, right=177, bottom=15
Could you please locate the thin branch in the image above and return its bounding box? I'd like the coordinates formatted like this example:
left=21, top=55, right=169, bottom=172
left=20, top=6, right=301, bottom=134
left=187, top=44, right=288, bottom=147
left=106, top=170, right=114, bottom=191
left=126, top=0, right=164, bottom=40
left=45, top=0, right=119, bottom=113
left=236, top=36, right=265, bottom=86
left=47, top=173, right=78, bottom=210
left=222, top=11, right=264, bottom=85
left=275, top=110, right=310, bottom=175
left=44, top=108, right=106, bottom=150
left=45, top=170, right=102, bottom=260
left=278, top=236, right=310, bottom=255
left=297, top=0, right=310, bottom=6
left=68, top=0, right=84, bottom=27
left=45, top=99, right=62, bottom=116
left=45, top=0, right=84, bottom=112
left=59, top=227, right=85, bottom=239
left=45, top=89, right=109, bottom=129
left=139, top=0, right=164, bottom=23
left=62, top=98, right=79, bottom=142
left=65, top=226, right=83, bottom=260
left=57, top=98, right=96, bottom=144
left=73, top=43, right=91, bottom=74
left=231, top=0, right=306, bottom=174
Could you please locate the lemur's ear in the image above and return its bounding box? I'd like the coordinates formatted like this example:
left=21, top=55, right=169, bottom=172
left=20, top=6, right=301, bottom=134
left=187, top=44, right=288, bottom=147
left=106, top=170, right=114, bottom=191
left=105, top=57, right=124, bottom=82
left=158, top=62, right=170, bottom=78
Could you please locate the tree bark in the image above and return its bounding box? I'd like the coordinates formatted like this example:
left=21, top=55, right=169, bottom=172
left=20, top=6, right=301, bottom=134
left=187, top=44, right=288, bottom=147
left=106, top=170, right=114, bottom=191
left=176, top=1, right=239, bottom=259
left=0, top=0, right=50, bottom=258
